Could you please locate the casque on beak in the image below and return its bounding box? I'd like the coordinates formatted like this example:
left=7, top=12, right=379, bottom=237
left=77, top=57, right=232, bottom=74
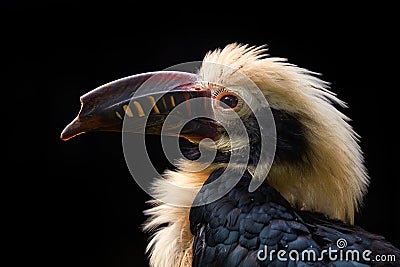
left=60, top=71, right=222, bottom=141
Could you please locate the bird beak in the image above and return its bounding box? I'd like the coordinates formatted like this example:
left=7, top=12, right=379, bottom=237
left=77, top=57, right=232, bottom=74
left=60, top=71, right=221, bottom=141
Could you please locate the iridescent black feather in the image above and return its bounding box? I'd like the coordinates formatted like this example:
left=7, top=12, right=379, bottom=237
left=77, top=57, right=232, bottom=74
left=190, top=169, right=400, bottom=266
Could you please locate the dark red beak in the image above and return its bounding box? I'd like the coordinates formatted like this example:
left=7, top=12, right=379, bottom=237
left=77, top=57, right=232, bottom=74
left=60, top=71, right=221, bottom=141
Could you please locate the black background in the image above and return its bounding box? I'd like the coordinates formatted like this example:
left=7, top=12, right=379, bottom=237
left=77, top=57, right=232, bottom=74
left=4, top=4, right=398, bottom=267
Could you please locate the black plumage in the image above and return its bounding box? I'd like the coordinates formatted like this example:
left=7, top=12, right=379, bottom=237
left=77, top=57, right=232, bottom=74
left=190, top=168, right=400, bottom=266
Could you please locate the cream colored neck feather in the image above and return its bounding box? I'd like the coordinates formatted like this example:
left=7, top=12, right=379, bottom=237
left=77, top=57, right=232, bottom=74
left=143, top=161, right=224, bottom=267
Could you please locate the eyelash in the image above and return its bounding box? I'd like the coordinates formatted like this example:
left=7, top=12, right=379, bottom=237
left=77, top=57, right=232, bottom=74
left=212, top=87, right=229, bottom=98
left=198, top=83, right=245, bottom=114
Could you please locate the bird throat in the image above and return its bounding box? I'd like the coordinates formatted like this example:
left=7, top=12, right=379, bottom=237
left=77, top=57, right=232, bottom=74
left=179, top=109, right=307, bottom=168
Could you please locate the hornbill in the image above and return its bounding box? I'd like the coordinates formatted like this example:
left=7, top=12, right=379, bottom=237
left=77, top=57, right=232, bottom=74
left=61, top=43, right=399, bottom=266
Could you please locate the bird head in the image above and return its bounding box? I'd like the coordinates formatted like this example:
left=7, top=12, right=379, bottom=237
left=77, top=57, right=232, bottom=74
left=61, top=43, right=368, bottom=224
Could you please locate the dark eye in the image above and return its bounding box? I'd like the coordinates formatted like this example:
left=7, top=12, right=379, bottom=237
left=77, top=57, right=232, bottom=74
left=219, top=94, right=238, bottom=109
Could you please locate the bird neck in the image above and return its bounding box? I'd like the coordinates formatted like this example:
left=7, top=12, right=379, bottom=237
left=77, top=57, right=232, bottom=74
left=181, top=108, right=363, bottom=224
left=143, top=161, right=224, bottom=267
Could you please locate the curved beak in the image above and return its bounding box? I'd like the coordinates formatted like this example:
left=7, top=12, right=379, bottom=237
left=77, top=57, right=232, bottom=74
left=60, top=71, right=221, bottom=141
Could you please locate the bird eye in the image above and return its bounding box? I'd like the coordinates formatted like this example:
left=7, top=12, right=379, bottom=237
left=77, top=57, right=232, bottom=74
left=215, top=91, right=242, bottom=112
left=220, top=94, right=238, bottom=109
